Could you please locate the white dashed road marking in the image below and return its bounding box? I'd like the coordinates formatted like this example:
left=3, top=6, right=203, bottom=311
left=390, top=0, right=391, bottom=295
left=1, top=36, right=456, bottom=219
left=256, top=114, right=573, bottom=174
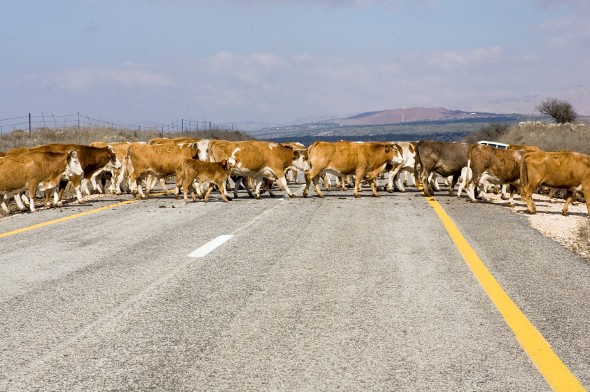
left=188, top=235, right=234, bottom=258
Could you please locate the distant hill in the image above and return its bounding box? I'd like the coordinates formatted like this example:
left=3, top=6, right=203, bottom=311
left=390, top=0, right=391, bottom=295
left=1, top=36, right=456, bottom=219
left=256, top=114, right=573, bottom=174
left=248, top=107, right=532, bottom=144
left=335, top=107, right=499, bottom=126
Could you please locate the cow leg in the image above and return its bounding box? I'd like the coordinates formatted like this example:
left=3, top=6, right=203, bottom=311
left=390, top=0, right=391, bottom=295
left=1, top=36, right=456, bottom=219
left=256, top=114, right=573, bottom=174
left=253, top=178, right=264, bottom=199
left=216, top=180, right=230, bottom=202
left=90, top=170, right=104, bottom=194
left=521, top=185, right=537, bottom=214
left=1, top=194, right=11, bottom=214
left=246, top=177, right=255, bottom=198
left=386, top=165, right=402, bottom=192
left=447, top=175, right=459, bottom=196
left=369, top=178, right=380, bottom=197
left=203, top=184, right=214, bottom=202
left=561, top=190, right=574, bottom=216
left=182, top=177, right=192, bottom=204
left=394, top=171, right=407, bottom=192
left=353, top=170, right=364, bottom=198
left=131, top=175, right=147, bottom=199
left=508, top=184, right=518, bottom=207
left=26, top=184, right=38, bottom=212
left=419, top=169, right=432, bottom=197
left=158, top=177, right=170, bottom=196
left=304, top=169, right=324, bottom=198
left=278, top=176, right=295, bottom=197
left=218, top=178, right=231, bottom=201
left=428, top=173, right=440, bottom=192
left=70, top=176, right=85, bottom=204
left=114, top=168, right=127, bottom=194
left=500, top=184, right=510, bottom=200
left=14, top=192, right=27, bottom=211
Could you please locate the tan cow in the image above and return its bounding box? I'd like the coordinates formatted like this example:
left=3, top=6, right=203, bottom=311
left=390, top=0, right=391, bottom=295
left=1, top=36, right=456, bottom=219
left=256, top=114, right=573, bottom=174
left=507, top=144, right=541, bottom=153
left=180, top=159, right=235, bottom=203
left=303, top=141, right=403, bottom=198
left=6, top=143, right=121, bottom=205
left=207, top=140, right=309, bottom=199
left=0, top=150, right=83, bottom=213
left=463, top=144, right=528, bottom=205
left=520, top=150, right=590, bottom=216
left=126, top=142, right=200, bottom=198
left=148, top=137, right=200, bottom=146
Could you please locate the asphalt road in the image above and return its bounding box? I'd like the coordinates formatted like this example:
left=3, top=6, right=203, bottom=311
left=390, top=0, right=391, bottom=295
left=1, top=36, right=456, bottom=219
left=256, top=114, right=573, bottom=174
left=1, top=182, right=589, bottom=391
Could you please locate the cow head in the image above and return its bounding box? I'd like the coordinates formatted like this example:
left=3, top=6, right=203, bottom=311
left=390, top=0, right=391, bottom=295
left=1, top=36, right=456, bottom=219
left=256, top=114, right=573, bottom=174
left=104, top=145, right=122, bottom=170
left=291, top=150, right=310, bottom=171
left=65, top=150, right=84, bottom=177
left=197, top=139, right=211, bottom=161
left=221, top=158, right=237, bottom=170
left=389, top=143, right=405, bottom=166
left=187, top=142, right=201, bottom=159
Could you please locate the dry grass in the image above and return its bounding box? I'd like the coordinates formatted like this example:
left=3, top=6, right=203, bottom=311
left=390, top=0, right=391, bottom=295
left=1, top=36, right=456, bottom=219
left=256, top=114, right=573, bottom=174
left=500, top=121, right=590, bottom=154
left=0, top=126, right=252, bottom=152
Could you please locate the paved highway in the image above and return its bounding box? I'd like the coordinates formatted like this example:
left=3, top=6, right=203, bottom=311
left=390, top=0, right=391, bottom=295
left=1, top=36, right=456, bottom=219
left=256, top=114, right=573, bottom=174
left=0, top=182, right=589, bottom=391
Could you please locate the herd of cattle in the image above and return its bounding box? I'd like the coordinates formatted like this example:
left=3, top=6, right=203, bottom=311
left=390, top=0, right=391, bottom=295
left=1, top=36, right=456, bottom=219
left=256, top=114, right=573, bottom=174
left=0, top=137, right=589, bottom=217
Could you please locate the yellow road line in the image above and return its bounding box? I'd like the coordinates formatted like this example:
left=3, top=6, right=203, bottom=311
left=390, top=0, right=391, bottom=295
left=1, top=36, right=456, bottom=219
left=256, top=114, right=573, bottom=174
left=0, top=198, right=139, bottom=239
left=425, top=194, right=585, bottom=391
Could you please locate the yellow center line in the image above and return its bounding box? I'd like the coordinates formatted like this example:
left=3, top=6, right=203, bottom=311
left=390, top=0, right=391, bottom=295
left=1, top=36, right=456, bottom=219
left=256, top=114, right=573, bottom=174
left=0, top=197, right=147, bottom=239
left=424, top=192, right=585, bottom=391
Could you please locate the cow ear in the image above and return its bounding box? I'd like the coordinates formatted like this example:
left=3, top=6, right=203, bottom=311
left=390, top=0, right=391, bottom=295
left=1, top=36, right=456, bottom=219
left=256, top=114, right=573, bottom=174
left=385, top=145, right=391, bottom=153
left=221, top=159, right=227, bottom=166
left=294, top=151, right=301, bottom=159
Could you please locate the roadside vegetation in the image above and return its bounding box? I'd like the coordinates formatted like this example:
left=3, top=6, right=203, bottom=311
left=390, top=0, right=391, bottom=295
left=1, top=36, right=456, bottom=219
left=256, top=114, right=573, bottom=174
left=0, top=126, right=252, bottom=152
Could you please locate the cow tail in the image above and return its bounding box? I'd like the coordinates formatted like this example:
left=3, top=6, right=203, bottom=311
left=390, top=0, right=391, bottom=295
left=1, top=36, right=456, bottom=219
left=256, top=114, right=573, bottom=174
left=413, top=142, right=423, bottom=185
left=307, top=142, right=319, bottom=170
left=520, top=154, right=529, bottom=192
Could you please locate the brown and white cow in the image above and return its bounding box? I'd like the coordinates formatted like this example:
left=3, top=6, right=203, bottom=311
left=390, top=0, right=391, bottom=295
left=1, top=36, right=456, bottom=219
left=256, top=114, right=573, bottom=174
left=520, top=150, right=590, bottom=216
left=179, top=158, right=236, bottom=203
left=385, top=141, right=417, bottom=192
left=208, top=140, right=309, bottom=199
left=414, top=141, right=471, bottom=197
left=126, top=142, right=200, bottom=198
left=0, top=150, right=83, bottom=213
left=463, top=143, right=528, bottom=205
left=6, top=143, right=121, bottom=204
left=89, top=141, right=132, bottom=194
left=303, top=141, right=403, bottom=198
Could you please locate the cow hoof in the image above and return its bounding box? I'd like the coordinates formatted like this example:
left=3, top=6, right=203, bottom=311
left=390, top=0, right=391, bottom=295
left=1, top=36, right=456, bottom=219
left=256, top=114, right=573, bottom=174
left=78, top=200, right=86, bottom=205
left=386, top=188, right=393, bottom=193
left=288, top=193, right=295, bottom=198
left=562, top=211, right=569, bottom=217
left=226, top=196, right=233, bottom=201
left=303, top=190, right=309, bottom=198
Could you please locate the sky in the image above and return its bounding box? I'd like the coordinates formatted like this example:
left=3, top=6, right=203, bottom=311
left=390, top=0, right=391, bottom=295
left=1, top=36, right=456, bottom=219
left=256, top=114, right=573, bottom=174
left=1, top=0, right=589, bottom=130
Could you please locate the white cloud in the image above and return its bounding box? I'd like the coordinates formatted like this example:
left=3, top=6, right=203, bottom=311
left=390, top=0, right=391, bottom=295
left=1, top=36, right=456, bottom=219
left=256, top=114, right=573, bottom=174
left=43, top=63, right=175, bottom=92
left=427, top=47, right=503, bottom=71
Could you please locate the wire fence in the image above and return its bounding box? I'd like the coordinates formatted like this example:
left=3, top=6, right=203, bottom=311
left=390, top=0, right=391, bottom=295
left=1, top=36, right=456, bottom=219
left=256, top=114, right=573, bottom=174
left=0, top=112, right=236, bottom=135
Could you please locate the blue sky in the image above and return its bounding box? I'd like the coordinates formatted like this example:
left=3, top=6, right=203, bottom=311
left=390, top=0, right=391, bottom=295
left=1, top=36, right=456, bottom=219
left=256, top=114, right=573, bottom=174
left=1, top=0, right=589, bottom=129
